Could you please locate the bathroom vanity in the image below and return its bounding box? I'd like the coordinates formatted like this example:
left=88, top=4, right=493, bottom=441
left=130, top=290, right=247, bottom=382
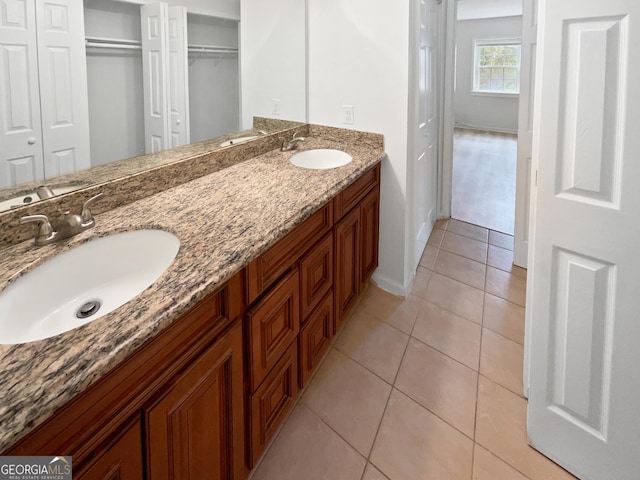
left=0, top=125, right=383, bottom=479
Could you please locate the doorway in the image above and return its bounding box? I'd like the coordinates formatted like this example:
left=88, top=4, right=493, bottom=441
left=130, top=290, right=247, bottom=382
left=450, top=8, right=523, bottom=235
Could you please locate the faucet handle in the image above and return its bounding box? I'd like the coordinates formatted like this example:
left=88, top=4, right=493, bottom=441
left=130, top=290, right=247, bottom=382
left=20, top=214, right=55, bottom=242
left=81, top=192, right=104, bottom=224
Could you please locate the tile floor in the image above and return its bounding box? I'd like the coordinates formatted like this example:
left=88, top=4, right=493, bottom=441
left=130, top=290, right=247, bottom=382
left=249, top=219, right=577, bottom=480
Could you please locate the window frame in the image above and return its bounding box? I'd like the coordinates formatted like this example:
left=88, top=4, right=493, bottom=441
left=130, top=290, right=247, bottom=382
left=471, top=37, right=522, bottom=97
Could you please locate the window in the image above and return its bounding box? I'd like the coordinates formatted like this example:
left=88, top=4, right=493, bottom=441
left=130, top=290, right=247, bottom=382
left=473, top=39, right=521, bottom=95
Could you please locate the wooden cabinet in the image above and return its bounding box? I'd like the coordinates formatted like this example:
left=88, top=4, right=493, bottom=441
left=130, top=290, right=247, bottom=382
left=74, top=418, right=143, bottom=480
left=247, top=269, right=300, bottom=392
left=300, top=232, right=333, bottom=319
left=299, top=292, right=334, bottom=388
left=4, top=273, right=246, bottom=480
left=334, top=164, right=381, bottom=330
left=249, top=341, right=299, bottom=464
left=146, top=321, right=245, bottom=480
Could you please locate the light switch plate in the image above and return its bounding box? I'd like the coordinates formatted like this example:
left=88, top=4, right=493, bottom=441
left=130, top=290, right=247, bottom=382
left=272, top=99, right=281, bottom=116
left=343, top=105, right=354, bottom=124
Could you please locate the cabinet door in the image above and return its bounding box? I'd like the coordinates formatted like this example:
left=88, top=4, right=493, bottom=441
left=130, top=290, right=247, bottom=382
left=146, top=321, right=245, bottom=480
left=75, top=419, right=143, bottom=480
left=299, top=292, right=333, bottom=388
left=360, top=186, right=380, bottom=289
left=299, top=232, right=333, bottom=320
left=334, top=207, right=360, bottom=332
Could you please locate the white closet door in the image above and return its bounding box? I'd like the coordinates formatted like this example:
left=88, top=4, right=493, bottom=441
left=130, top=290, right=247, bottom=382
left=0, top=0, right=44, bottom=188
left=36, top=0, right=91, bottom=178
left=141, top=2, right=170, bottom=153
left=167, top=6, right=189, bottom=147
left=527, top=0, right=640, bottom=478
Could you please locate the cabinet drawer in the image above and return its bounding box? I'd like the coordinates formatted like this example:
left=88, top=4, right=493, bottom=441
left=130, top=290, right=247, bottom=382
left=248, top=269, right=300, bottom=391
left=250, top=341, right=299, bottom=466
left=299, top=231, right=333, bottom=320
left=334, top=163, right=380, bottom=220
left=299, top=292, right=334, bottom=388
left=247, top=202, right=333, bottom=304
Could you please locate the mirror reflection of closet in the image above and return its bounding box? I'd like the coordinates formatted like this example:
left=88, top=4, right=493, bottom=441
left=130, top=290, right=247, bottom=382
left=84, top=0, right=239, bottom=167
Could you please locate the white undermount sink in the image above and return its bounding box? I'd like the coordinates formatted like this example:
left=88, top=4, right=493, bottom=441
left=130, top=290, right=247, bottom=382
left=0, top=229, right=180, bottom=344
left=290, top=149, right=353, bottom=169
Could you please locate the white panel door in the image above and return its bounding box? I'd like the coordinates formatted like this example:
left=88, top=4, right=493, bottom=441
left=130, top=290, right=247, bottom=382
left=414, top=0, right=439, bottom=265
left=36, top=0, right=91, bottom=178
left=167, top=6, right=189, bottom=148
left=0, top=0, right=44, bottom=188
left=513, top=0, right=537, bottom=269
left=141, top=2, right=169, bottom=153
left=527, top=0, right=640, bottom=478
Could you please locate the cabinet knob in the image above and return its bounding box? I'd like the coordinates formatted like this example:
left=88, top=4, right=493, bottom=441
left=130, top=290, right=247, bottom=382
left=27, top=137, right=37, bottom=145
left=176, top=119, right=181, bottom=125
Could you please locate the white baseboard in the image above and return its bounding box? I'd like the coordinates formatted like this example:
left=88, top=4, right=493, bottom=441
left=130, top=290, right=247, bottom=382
left=371, top=270, right=413, bottom=297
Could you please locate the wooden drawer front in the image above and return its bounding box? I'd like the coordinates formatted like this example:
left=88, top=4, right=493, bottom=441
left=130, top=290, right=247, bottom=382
left=299, top=292, right=334, bottom=388
left=300, top=232, right=334, bottom=320
left=247, top=202, right=333, bottom=304
left=248, top=269, right=300, bottom=391
left=334, top=207, right=360, bottom=332
left=360, top=186, right=380, bottom=288
left=334, top=163, right=380, bottom=220
left=250, top=341, right=299, bottom=466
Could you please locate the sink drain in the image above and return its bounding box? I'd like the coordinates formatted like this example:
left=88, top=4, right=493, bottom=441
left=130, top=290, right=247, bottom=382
left=76, top=300, right=101, bottom=319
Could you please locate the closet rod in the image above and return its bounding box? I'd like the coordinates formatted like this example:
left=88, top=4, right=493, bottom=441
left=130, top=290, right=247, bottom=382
left=85, top=36, right=142, bottom=50
left=187, top=44, right=237, bottom=54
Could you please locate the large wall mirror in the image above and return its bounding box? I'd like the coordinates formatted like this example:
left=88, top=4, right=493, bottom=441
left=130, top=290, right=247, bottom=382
left=0, top=0, right=306, bottom=212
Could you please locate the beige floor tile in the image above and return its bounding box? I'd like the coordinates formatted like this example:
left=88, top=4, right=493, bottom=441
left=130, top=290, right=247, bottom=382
left=480, top=328, right=524, bottom=396
left=472, top=444, right=528, bottom=480
left=371, top=389, right=474, bottom=480
left=360, top=286, right=420, bottom=334
left=487, top=245, right=514, bottom=271
left=489, top=230, right=514, bottom=251
left=335, top=311, right=409, bottom=384
left=434, top=250, right=487, bottom=290
left=441, top=231, right=488, bottom=263
left=475, top=377, right=577, bottom=480
left=425, top=273, right=484, bottom=324
left=427, top=228, right=445, bottom=247
left=419, top=245, right=438, bottom=269
left=486, top=267, right=526, bottom=306
left=410, top=266, right=434, bottom=301
left=362, top=463, right=389, bottom=480
left=412, top=301, right=481, bottom=370
left=301, top=350, right=391, bottom=456
left=395, top=339, right=478, bottom=437
left=447, top=219, right=489, bottom=243
left=483, top=293, right=525, bottom=345
left=250, top=404, right=366, bottom=480
left=435, top=218, right=449, bottom=230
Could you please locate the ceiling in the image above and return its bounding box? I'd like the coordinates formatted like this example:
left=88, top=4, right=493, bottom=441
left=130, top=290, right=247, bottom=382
left=457, top=0, right=523, bottom=20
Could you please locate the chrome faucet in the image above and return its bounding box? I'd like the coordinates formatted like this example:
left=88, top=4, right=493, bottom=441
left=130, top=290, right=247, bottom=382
left=281, top=131, right=305, bottom=152
left=20, top=193, right=104, bottom=246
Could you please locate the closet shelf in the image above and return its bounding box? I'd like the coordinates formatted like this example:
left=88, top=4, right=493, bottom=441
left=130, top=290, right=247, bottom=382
left=85, top=36, right=142, bottom=50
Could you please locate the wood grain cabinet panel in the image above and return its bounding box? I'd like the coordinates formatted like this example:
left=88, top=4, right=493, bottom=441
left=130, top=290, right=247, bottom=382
left=75, top=418, right=143, bottom=480
left=360, top=186, right=380, bottom=289
left=334, top=164, right=380, bottom=220
left=299, top=232, right=333, bottom=320
left=299, top=292, right=334, bottom=388
left=248, top=269, right=300, bottom=391
left=249, top=341, right=299, bottom=466
left=334, top=207, right=361, bottom=332
left=145, top=321, right=245, bottom=480
left=247, top=203, right=333, bottom=303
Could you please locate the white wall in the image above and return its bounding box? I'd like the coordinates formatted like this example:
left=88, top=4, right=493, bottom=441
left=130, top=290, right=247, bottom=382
left=454, top=15, right=522, bottom=133
left=308, top=0, right=411, bottom=294
left=240, top=0, right=306, bottom=129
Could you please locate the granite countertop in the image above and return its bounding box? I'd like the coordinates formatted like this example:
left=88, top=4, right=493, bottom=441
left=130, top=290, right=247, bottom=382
left=0, top=132, right=384, bottom=452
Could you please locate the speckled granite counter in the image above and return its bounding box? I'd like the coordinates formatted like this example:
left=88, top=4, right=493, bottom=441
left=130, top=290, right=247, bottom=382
left=0, top=127, right=384, bottom=452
